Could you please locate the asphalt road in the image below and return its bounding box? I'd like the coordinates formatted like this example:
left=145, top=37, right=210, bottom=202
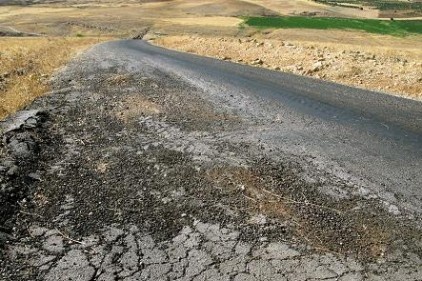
left=1, top=39, right=422, bottom=280
left=118, top=40, right=422, bottom=215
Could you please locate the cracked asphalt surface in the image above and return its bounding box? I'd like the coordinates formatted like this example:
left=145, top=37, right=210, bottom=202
left=0, top=40, right=421, bottom=280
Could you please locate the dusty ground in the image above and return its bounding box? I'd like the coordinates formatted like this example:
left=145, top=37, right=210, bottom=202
left=0, top=41, right=421, bottom=280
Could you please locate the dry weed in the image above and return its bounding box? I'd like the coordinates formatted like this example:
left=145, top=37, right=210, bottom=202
left=0, top=37, right=106, bottom=120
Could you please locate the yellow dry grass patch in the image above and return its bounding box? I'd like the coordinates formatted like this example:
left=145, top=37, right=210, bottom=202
left=0, top=37, right=106, bottom=120
left=96, top=162, right=109, bottom=174
left=161, top=17, right=242, bottom=27
left=0, top=7, right=77, bottom=20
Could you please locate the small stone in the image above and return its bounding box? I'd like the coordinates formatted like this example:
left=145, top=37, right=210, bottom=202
left=14, top=68, right=26, bottom=76
left=23, top=117, right=38, bottom=129
left=259, top=237, right=268, bottom=242
left=388, top=204, right=401, bottom=215
left=7, top=165, right=19, bottom=176
left=312, top=61, right=323, bottom=72
left=251, top=59, right=264, bottom=66
left=28, top=172, right=41, bottom=181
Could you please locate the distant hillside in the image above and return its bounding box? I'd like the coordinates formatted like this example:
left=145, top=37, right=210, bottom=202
left=313, top=0, right=422, bottom=17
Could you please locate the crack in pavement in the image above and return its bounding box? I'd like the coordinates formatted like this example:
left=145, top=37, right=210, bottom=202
left=5, top=220, right=372, bottom=281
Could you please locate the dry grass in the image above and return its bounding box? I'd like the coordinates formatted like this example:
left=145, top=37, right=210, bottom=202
left=160, top=17, right=242, bottom=27
left=0, top=37, right=106, bottom=120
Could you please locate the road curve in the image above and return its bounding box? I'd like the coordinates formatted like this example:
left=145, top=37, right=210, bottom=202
left=111, top=40, right=422, bottom=214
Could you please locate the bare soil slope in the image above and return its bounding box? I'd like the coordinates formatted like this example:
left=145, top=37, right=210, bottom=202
left=244, top=0, right=379, bottom=18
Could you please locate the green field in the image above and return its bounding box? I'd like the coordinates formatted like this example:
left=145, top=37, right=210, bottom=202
left=244, top=16, right=422, bottom=36
left=313, top=0, right=422, bottom=11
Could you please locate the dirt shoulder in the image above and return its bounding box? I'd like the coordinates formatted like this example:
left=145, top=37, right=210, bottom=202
left=153, top=31, right=422, bottom=101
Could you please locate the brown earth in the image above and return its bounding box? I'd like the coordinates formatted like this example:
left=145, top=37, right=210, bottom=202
left=243, top=0, right=380, bottom=18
